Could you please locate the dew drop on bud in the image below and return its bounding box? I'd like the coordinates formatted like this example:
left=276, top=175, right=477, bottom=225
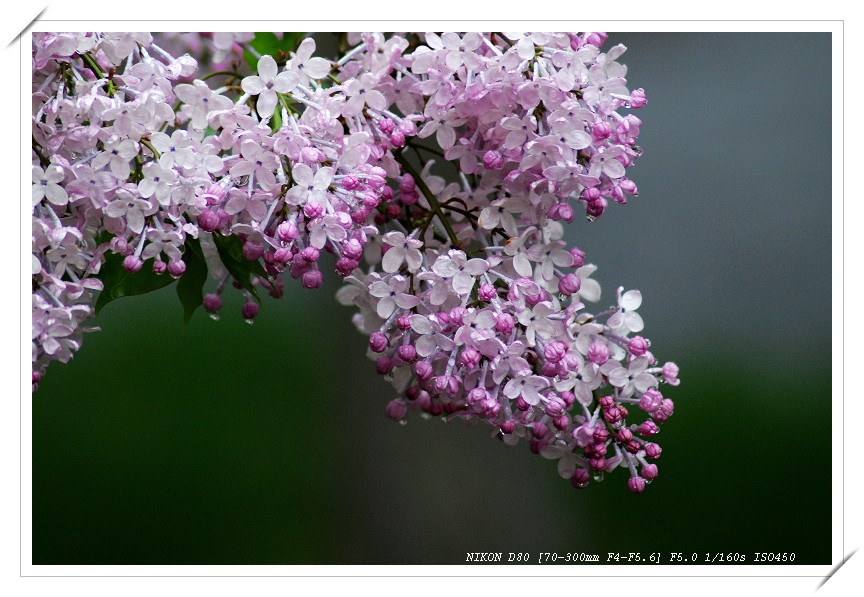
left=398, top=419, right=408, bottom=426
left=209, top=313, right=220, bottom=321
left=245, top=318, right=255, bottom=325
left=586, top=215, right=596, bottom=223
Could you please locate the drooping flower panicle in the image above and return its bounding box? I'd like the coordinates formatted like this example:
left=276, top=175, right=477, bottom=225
left=31, top=31, right=677, bottom=492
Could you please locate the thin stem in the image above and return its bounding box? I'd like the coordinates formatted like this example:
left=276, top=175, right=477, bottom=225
left=140, top=138, right=161, bottom=159
left=32, top=137, right=49, bottom=168
left=394, top=152, right=459, bottom=247
left=406, top=139, right=446, bottom=158
left=201, top=70, right=244, bottom=81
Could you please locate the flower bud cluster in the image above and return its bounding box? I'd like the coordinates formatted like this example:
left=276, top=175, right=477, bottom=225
left=31, top=31, right=677, bottom=491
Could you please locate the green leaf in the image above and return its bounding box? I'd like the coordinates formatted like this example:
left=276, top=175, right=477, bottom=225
left=211, top=233, right=266, bottom=304
left=244, top=32, right=307, bottom=70
left=94, top=251, right=176, bottom=314
left=176, top=238, right=209, bottom=326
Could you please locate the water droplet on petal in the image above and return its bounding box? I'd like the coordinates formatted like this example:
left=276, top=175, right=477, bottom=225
left=245, top=318, right=255, bottom=325
left=384, top=372, right=394, bottom=382
left=209, top=313, right=220, bottom=321
left=592, top=472, right=605, bottom=482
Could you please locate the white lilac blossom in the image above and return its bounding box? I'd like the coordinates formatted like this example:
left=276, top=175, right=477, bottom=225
left=31, top=31, right=677, bottom=493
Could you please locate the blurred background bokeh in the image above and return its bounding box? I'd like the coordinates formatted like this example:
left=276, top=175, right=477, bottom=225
left=32, top=32, right=832, bottom=565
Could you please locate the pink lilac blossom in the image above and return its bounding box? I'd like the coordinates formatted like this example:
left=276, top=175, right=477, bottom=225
left=31, top=31, right=677, bottom=493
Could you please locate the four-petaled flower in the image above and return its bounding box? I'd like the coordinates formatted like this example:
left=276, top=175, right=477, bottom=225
left=241, top=54, right=300, bottom=119
left=603, top=355, right=657, bottom=399
left=381, top=231, right=423, bottom=273
left=32, top=165, right=67, bottom=207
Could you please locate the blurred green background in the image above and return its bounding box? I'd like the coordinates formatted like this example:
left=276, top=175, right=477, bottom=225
left=32, top=32, right=832, bottom=565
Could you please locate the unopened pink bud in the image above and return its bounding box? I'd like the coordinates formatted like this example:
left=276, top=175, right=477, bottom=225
left=203, top=293, right=222, bottom=314
left=663, top=362, right=680, bottom=386
left=152, top=260, right=167, bottom=275
left=644, top=443, right=662, bottom=459
left=467, top=387, right=488, bottom=405
left=495, top=313, right=515, bottom=335
left=629, top=336, right=649, bottom=356
left=397, top=344, right=417, bottom=363
left=304, top=202, right=324, bottom=220
left=242, top=241, right=264, bottom=261
left=591, top=121, right=612, bottom=141
left=369, top=331, right=388, bottom=353
left=558, top=273, right=581, bottom=296
left=544, top=341, right=568, bottom=364
left=385, top=399, right=408, bottom=422
left=414, top=360, right=434, bottom=381
left=198, top=210, right=220, bottom=232
left=478, top=283, right=496, bottom=302
left=586, top=198, right=605, bottom=218
left=341, top=175, right=360, bottom=190
left=541, top=363, right=558, bottom=377
left=585, top=32, right=607, bottom=47
left=616, top=428, right=633, bottom=443
left=301, top=246, right=320, bottom=263
left=553, top=414, right=570, bottom=430
left=123, top=255, right=143, bottom=272
left=544, top=395, right=566, bottom=417
left=587, top=342, right=609, bottom=365
left=571, top=468, right=590, bottom=488
left=627, top=476, right=646, bottom=493
left=110, top=237, right=128, bottom=254
left=641, top=463, right=658, bottom=480
left=167, top=260, right=186, bottom=278
left=639, top=388, right=663, bottom=413
left=378, top=118, right=395, bottom=135
left=274, top=248, right=293, bottom=263
left=277, top=220, right=299, bottom=242
left=629, top=88, right=647, bottom=108
left=481, top=397, right=500, bottom=418
left=568, top=247, right=585, bottom=268
left=390, top=131, right=405, bottom=148
left=241, top=301, right=259, bottom=320
left=459, top=347, right=481, bottom=369
left=619, top=178, right=638, bottom=195
left=376, top=356, right=394, bottom=375
left=301, top=270, right=322, bottom=289
left=483, top=150, right=503, bottom=169
left=637, top=419, right=659, bottom=436
left=200, top=183, right=226, bottom=205
left=654, top=399, right=675, bottom=423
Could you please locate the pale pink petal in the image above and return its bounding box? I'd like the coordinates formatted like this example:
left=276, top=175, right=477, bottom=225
left=257, top=54, right=278, bottom=81
left=304, top=57, right=331, bottom=79
left=620, top=289, right=642, bottom=311
left=241, top=75, right=265, bottom=95
left=381, top=247, right=404, bottom=273
left=376, top=296, right=396, bottom=319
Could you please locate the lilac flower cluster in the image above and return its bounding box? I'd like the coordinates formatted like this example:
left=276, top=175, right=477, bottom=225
left=31, top=31, right=678, bottom=492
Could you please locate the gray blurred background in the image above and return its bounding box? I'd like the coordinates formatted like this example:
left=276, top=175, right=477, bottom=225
left=32, top=32, right=832, bottom=565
